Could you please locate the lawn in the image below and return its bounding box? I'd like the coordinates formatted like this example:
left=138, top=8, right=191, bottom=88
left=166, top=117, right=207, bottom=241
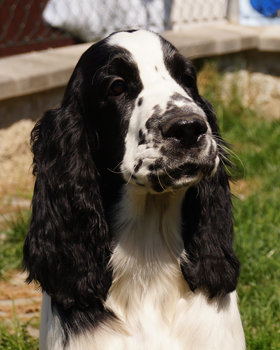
left=199, top=61, right=280, bottom=349
left=0, top=319, right=38, bottom=350
left=0, top=60, right=279, bottom=349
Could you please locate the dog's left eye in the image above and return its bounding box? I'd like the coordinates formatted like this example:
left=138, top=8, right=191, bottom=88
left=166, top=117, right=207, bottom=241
left=108, top=80, right=126, bottom=96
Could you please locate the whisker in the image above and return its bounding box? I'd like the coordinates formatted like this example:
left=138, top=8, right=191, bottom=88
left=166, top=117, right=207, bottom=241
left=218, top=153, right=236, bottom=167
left=125, top=163, right=138, bottom=186
left=157, top=170, right=167, bottom=193
left=219, top=144, right=244, bottom=169
left=107, top=168, right=125, bottom=174
left=214, top=135, right=244, bottom=171
left=219, top=157, right=235, bottom=177
left=107, top=160, right=126, bottom=174
left=163, top=167, right=176, bottom=195
left=217, top=144, right=245, bottom=179
left=163, top=165, right=174, bottom=180
left=212, top=132, right=232, bottom=144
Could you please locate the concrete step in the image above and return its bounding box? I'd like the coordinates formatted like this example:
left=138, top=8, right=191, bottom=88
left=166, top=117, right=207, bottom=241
left=0, top=23, right=279, bottom=103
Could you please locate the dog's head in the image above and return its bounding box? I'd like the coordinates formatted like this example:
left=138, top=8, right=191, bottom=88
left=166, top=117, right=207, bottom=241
left=109, top=31, right=219, bottom=192
left=71, top=30, right=219, bottom=193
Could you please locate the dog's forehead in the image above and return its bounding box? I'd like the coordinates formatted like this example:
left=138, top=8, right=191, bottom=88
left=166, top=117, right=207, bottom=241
left=108, top=30, right=173, bottom=88
left=108, top=30, right=164, bottom=61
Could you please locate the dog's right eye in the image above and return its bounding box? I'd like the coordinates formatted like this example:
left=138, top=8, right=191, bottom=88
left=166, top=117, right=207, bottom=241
left=108, top=80, right=126, bottom=97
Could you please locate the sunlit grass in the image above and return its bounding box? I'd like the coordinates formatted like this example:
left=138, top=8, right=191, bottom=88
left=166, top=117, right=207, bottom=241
left=0, top=210, right=30, bottom=278
left=198, top=61, right=280, bottom=349
left=0, top=317, right=38, bottom=350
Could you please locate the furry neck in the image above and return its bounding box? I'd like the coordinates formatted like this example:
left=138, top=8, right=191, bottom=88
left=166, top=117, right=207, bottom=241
left=107, top=185, right=189, bottom=323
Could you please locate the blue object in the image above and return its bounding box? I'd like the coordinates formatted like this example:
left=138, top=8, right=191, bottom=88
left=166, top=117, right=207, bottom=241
left=250, top=0, right=280, bottom=17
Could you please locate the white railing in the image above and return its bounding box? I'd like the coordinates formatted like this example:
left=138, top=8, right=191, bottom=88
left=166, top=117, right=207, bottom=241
left=43, top=0, right=229, bottom=41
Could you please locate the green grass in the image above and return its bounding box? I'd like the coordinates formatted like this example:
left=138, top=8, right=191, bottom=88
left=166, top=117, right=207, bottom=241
left=0, top=212, right=38, bottom=349
left=235, top=192, right=280, bottom=349
left=0, top=317, right=38, bottom=350
left=0, top=60, right=279, bottom=349
left=198, top=61, right=280, bottom=349
left=0, top=210, right=30, bottom=278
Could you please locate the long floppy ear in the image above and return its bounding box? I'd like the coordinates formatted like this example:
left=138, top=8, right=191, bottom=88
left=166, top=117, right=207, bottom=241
left=180, top=97, right=240, bottom=299
left=23, top=70, right=112, bottom=310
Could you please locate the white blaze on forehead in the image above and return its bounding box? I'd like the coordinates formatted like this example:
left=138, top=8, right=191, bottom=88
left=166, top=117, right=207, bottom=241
left=108, top=30, right=195, bottom=114
left=108, top=30, right=183, bottom=94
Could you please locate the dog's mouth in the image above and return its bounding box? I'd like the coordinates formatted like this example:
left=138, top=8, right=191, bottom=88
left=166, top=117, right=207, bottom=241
left=147, top=163, right=202, bottom=193
left=127, top=154, right=219, bottom=193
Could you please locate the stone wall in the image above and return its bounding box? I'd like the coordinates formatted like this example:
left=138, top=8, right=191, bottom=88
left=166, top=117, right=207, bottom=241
left=219, top=52, right=280, bottom=119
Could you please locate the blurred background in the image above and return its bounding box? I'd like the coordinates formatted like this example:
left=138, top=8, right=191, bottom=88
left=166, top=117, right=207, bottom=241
left=0, top=0, right=228, bottom=57
left=0, top=0, right=279, bottom=349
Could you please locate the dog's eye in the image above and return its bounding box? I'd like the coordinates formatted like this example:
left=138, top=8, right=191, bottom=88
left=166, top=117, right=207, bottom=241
left=108, top=80, right=126, bottom=96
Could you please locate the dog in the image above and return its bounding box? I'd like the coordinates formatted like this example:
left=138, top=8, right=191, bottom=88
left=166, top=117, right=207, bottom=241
left=23, top=29, right=246, bottom=350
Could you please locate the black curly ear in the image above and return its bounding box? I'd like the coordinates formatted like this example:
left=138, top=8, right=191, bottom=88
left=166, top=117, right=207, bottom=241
left=23, top=70, right=112, bottom=311
left=180, top=97, right=240, bottom=299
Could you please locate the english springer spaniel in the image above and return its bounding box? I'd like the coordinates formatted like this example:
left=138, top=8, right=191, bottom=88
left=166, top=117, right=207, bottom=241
left=23, top=30, right=246, bottom=350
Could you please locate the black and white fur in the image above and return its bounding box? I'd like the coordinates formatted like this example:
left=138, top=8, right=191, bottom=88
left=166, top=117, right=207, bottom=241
left=23, top=30, right=246, bottom=350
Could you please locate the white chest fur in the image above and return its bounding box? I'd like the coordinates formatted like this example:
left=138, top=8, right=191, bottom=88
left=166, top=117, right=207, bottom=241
left=94, top=186, right=245, bottom=350
left=41, top=186, right=245, bottom=350
left=106, top=188, right=188, bottom=339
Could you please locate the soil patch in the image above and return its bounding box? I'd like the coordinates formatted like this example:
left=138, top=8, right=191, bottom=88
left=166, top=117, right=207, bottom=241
left=0, top=271, right=41, bottom=326
left=0, top=119, right=35, bottom=196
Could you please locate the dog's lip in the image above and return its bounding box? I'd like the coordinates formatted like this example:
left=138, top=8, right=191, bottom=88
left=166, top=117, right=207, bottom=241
left=148, top=164, right=200, bottom=182
left=130, top=156, right=219, bottom=190
left=130, top=163, right=200, bottom=185
left=149, top=171, right=203, bottom=193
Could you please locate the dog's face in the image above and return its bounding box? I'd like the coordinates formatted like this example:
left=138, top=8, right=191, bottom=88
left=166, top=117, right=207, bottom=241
left=80, top=30, right=219, bottom=193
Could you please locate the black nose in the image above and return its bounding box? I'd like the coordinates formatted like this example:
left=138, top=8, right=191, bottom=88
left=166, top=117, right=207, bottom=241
left=161, top=115, right=208, bottom=148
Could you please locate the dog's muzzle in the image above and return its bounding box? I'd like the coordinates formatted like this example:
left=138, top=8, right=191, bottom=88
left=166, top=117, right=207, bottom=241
left=121, top=102, right=219, bottom=193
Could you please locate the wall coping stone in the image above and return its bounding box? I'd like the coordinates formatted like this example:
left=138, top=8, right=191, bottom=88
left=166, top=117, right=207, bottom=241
left=0, top=23, right=279, bottom=102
